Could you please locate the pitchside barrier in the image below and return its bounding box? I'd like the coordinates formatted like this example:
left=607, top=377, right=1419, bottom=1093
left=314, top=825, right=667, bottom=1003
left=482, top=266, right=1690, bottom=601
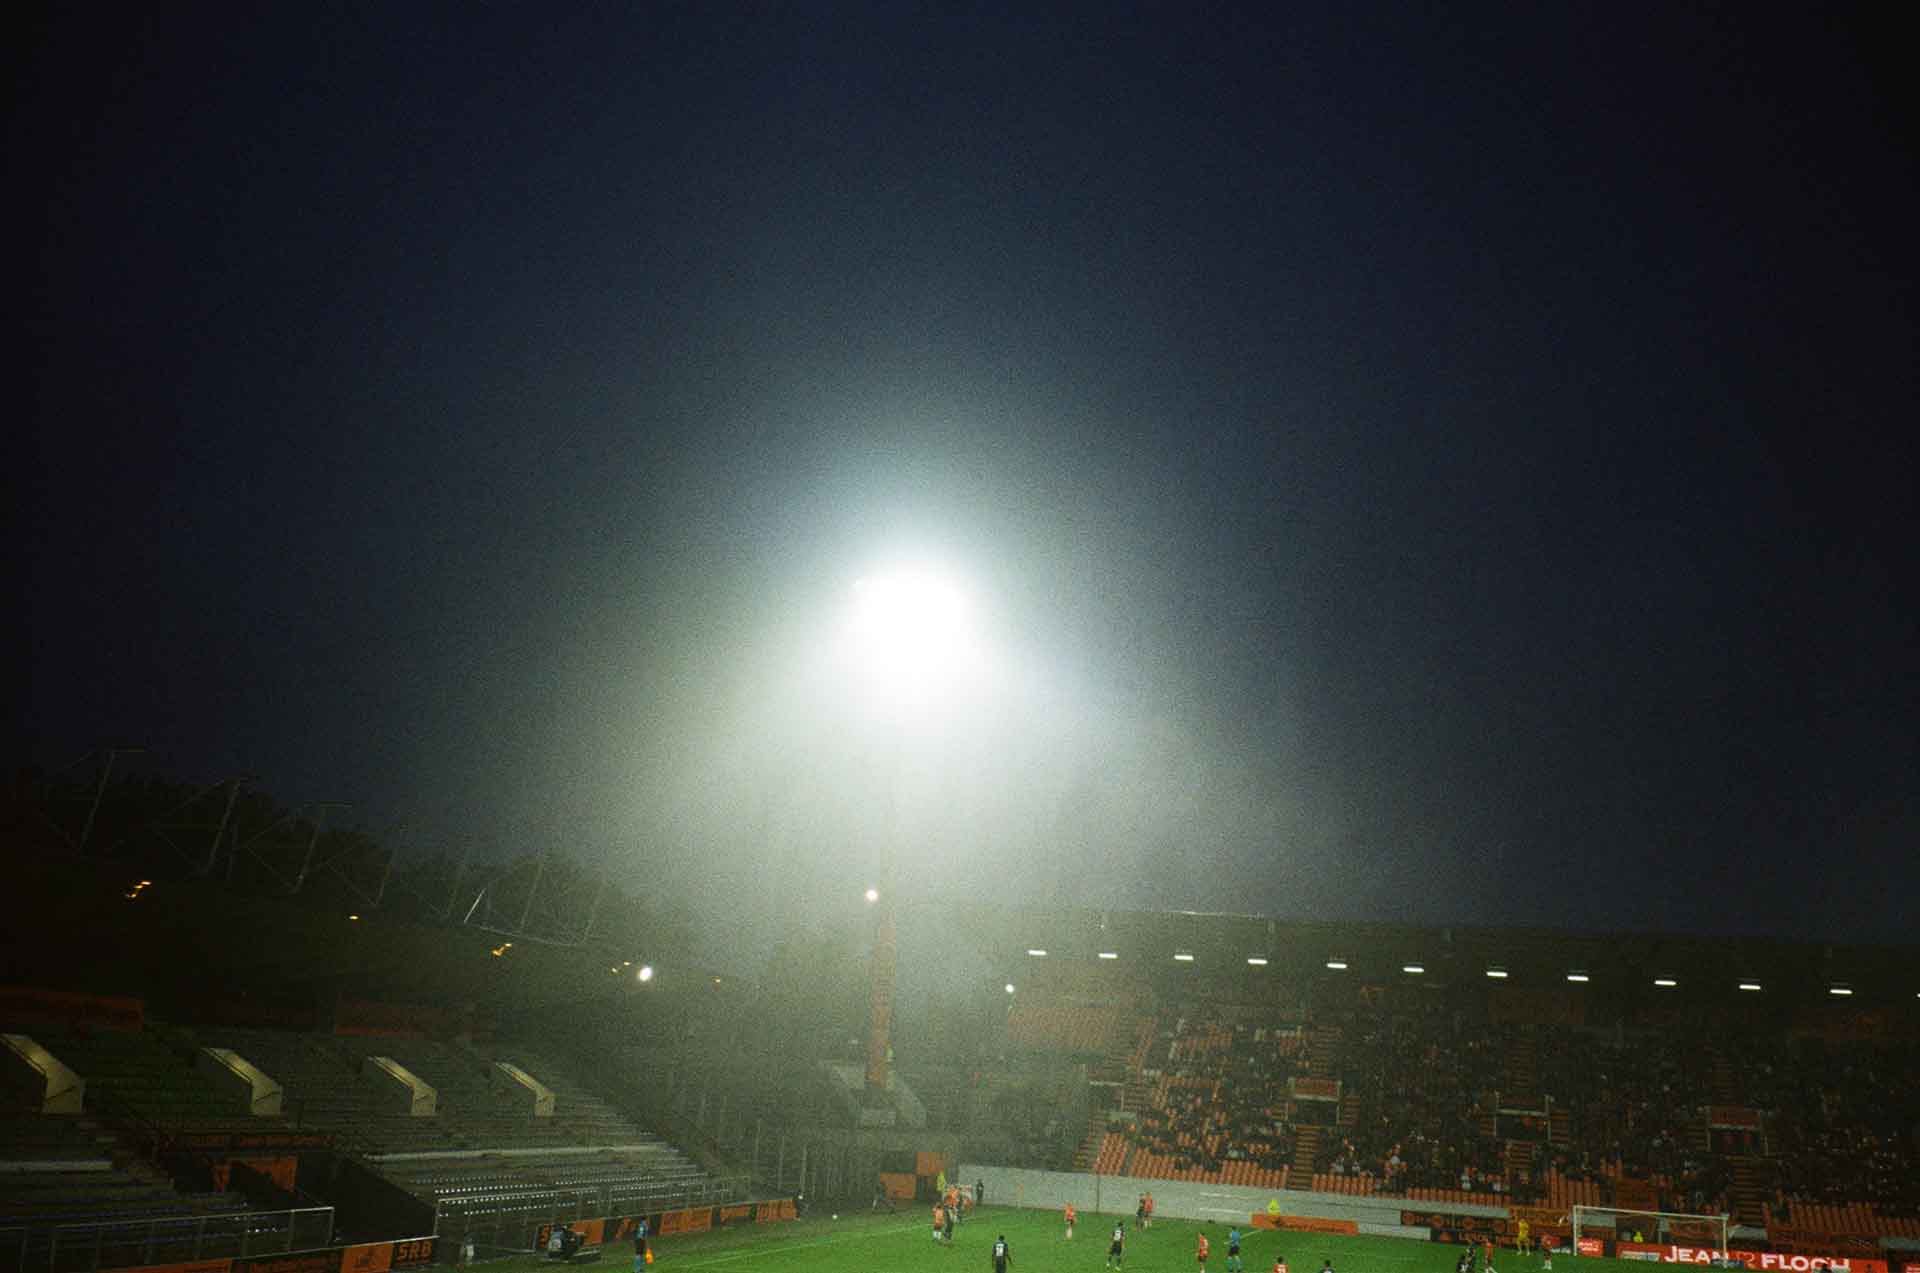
left=958, top=1167, right=1917, bottom=1268
left=957, top=1165, right=1483, bottom=1236
left=14, top=1207, right=338, bottom=1273
left=432, top=1175, right=753, bottom=1264
left=1611, top=1243, right=1893, bottom=1273
left=516, top=1201, right=798, bottom=1264
left=3, top=1236, right=432, bottom=1273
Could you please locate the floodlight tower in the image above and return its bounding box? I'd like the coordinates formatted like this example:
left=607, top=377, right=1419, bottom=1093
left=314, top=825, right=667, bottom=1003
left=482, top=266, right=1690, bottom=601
left=845, top=565, right=977, bottom=1097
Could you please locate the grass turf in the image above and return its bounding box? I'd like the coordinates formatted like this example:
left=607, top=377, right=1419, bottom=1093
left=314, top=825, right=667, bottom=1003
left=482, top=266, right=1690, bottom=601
left=482, top=1207, right=1628, bottom=1273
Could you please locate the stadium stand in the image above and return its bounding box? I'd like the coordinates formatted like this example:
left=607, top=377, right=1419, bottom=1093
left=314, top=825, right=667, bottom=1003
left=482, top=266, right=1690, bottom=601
left=1049, top=975, right=1920, bottom=1246
left=26, top=1030, right=282, bottom=1135
left=0, top=1110, right=267, bottom=1273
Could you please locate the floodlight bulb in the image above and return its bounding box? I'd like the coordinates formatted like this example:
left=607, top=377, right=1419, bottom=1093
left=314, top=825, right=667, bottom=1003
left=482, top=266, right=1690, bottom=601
left=1004, top=983, right=1015, bottom=994
left=637, top=965, right=654, bottom=982
left=865, top=887, right=880, bottom=903
left=846, top=564, right=980, bottom=708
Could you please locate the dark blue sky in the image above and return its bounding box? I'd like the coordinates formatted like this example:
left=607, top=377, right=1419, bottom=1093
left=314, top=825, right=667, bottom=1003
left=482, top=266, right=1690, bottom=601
left=19, top=4, right=1916, bottom=951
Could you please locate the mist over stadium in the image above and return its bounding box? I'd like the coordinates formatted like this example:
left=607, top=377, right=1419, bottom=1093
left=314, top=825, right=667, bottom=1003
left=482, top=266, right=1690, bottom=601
left=13, top=4, right=1917, bottom=1273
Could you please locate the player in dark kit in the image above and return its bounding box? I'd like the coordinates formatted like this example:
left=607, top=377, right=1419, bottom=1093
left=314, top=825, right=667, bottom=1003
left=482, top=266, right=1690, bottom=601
left=1108, top=1222, right=1126, bottom=1270
left=992, top=1235, right=1012, bottom=1273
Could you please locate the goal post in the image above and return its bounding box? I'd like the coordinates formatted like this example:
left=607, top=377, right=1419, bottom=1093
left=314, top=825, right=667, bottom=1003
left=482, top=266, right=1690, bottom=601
left=1571, top=1206, right=1729, bottom=1257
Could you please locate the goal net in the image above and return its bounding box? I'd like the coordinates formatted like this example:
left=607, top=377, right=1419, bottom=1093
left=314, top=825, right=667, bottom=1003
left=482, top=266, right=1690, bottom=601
left=1571, top=1206, right=1730, bottom=1257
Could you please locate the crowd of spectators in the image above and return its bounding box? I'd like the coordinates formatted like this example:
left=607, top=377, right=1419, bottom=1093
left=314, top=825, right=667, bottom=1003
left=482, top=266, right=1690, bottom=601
left=1768, top=1041, right=1920, bottom=1219
left=1327, top=995, right=1505, bottom=1192
left=1056, top=988, right=1919, bottom=1226
left=1125, top=1013, right=1308, bottom=1174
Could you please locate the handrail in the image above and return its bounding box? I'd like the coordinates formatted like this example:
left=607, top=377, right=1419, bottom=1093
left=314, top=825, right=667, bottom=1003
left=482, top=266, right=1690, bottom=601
left=21, top=1205, right=336, bottom=1273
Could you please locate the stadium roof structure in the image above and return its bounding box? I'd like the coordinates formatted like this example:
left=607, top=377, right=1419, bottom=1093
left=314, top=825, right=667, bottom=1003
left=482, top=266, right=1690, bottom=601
left=0, top=855, right=719, bottom=1015
left=957, top=904, right=1920, bottom=1016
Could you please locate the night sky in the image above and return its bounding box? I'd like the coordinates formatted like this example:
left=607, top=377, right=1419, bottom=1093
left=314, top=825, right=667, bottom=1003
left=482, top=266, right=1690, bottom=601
left=19, top=5, right=1917, bottom=960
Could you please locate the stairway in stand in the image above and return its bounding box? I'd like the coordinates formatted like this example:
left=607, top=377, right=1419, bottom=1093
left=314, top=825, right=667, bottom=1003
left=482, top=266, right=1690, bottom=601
left=1072, top=1114, right=1109, bottom=1171
left=1707, top=1049, right=1740, bottom=1105
left=1729, top=1156, right=1767, bottom=1227
left=1504, top=1030, right=1541, bottom=1107
left=1288, top=1127, right=1322, bottom=1190
left=1307, top=1026, right=1342, bottom=1079
left=1504, top=1139, right=1535, bottom=1185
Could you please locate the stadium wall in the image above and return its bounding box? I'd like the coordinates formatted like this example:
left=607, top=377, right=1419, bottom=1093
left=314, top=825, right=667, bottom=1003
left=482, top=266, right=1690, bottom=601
left=957, top=1165, right=1501, bottom=1229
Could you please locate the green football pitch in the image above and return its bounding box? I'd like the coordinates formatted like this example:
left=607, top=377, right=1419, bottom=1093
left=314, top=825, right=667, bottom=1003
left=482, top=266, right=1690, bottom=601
left=483, top=1208, right=1624, bottom=1273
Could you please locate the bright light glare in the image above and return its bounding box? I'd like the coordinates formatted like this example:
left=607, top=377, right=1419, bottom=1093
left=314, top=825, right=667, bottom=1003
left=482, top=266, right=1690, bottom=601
left=1173, top=952, right=1195, bottom=962
left=1026, top=949, right=1047, bottom=957
left=637, top=965, right=654, bottom=982
left=1097, top=951, right=1118, bottom=960
left=1567, top=972, right=1590, bottom=983
left=1738, top=981, right=1761, bottom=992
left=1246, top=957, right=1269, bottom=966
left=1828, top=986, right=1853, bottom=996
left=1325, top=960, right=1348, bottom=970
left=846, top=566, right=981, bottom=710
left=1004, top=983, right=1015, bottom=994
left=1653, top=978, right=1678, bottom=987
left=1485, top=968, right=1508, bottom=979
left=865, top=887, right=880, bottom=903
left=1402, top=964, right=1425, bottom=974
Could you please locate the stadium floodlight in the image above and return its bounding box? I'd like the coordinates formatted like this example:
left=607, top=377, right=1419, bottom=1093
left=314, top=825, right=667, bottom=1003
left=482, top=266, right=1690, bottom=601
left=1402, top=963, right=1425, bottom=975
left=1828, top=985, right=1853, bottom=997
left=846, top=565, right=981, bottom=712
left=1566, top=971, right=1590, bottom=983
left=1173, top=952, right=1195, bottom=962
left=1653, top=977, right=1678, bottom=988
left=1097, top=951, right=1119, bottom=960
left=348, top=914, right=360, bottom=921
left=1737, top=981, right=1762, bottom=992
left=1485, top=967, right=1509, bottom=979
left=1026, top=949, right=1047, bottom=957
left=1325, top=959, right=1349, bottom=970
left=1004, top=983, right=1015, bottom=994
left=1246, top=957, right=1269, bottom=966
left=865, top=887, right=880, bottom=903
left=637, top=965, right=654, bottom=982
